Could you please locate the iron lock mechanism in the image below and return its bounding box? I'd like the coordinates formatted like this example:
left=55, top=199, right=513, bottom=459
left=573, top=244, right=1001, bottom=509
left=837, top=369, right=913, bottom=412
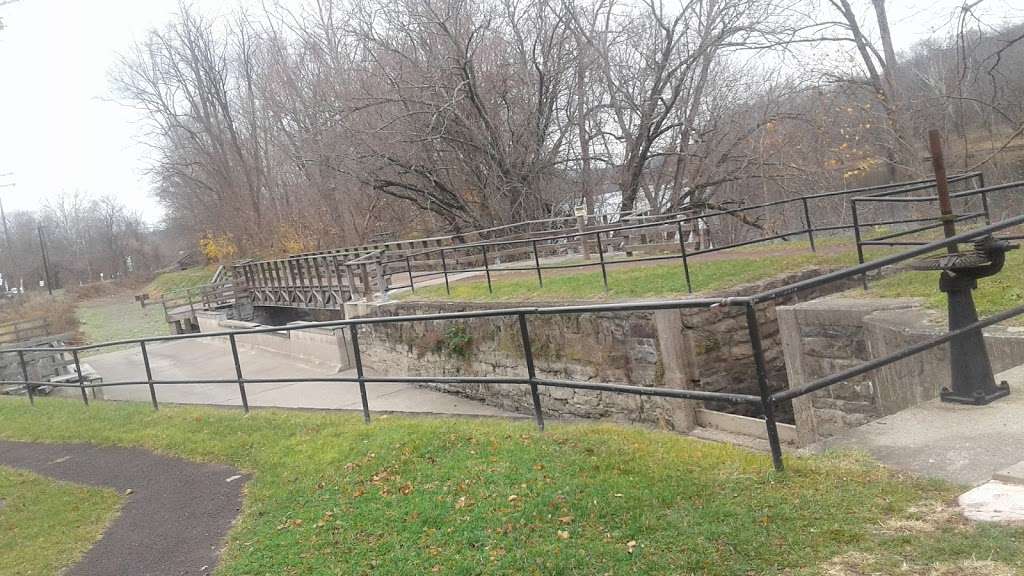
left=912, top=235, right=1019, bottom=404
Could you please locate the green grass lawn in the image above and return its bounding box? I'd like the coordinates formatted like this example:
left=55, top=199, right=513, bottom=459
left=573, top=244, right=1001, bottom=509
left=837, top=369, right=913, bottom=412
left=403, top=249, right=858, bottom=302
left=0, top=465, right=121, bottom=575
left=863, top=247, right=1024, bottom=324
left=1, top=398, right=1021, bottom=575
left=76, top=297, right=170, bottom=346
left=145, top=265, right=218, bottom=299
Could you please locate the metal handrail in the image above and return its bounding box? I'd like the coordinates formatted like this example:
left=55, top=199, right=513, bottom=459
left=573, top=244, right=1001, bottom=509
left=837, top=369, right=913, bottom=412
left=6, top=213, right=1024, bottom=473
left=299, top=174, right=990, bottom=298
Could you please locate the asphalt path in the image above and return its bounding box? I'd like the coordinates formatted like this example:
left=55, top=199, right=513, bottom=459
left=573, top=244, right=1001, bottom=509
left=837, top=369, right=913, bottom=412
left=0, top=440, right=245, bottom=576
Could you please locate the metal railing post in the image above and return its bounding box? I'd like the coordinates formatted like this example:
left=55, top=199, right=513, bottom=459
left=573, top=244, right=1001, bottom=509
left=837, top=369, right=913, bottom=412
left=744, top=303, right=784, bottom=471
left=481, top=245, right=493, bottom=294
left=140, top=341, right=158, bottom=410
left=675, top=221, right=693, bottom=293
left=228, top=334, right=249, bottom=413
left=850, top=200, right=868, bottom=290
left=595, top=231, right=609, bottom=293
left=517, top=313, right=545, bottom=431
left=348, top=324, right=371, bottom=423
left=801, top=197, right=816, bottom=252
left=72, top=350, right=88, bottom=406
left=405, top=255, right=415, bottom=293
left=531, top=240, right=543, bottom=287
left=440, top=249, right=451, bottom=295
left=18, top=351, right=32, bottom=406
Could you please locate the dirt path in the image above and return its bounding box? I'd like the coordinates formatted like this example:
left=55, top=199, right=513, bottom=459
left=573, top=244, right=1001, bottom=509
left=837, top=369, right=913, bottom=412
left=0, top=440, right=245, bottom=576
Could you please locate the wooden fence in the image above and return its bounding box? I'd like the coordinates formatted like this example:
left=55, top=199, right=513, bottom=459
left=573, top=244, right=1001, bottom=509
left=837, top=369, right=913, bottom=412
left=0, top=318, right=50, bottom=345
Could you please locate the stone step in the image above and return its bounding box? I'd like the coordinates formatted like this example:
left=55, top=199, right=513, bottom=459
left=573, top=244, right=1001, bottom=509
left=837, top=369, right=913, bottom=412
left=993, top=461, right=1024, bottom=486
left=959, top=480, right=1024, bottom=524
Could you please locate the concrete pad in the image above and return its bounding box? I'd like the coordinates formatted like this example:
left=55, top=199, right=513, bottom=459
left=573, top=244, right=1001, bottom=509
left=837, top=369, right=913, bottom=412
left=816, top=364, right=1024, bottom=486
left=959, top=481, right=1024, bottom=524
left=993, top=461, right=1024, bottom=486
left=85, top=338, right=513, bottom=417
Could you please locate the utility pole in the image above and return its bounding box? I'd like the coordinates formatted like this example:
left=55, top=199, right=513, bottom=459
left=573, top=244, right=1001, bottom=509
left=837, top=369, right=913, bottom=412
left=38, top=224, right=52, bottom=295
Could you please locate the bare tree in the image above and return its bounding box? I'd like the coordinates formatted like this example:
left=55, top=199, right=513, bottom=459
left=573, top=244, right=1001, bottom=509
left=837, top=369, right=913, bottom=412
left=570, top=0, right=795, bottom=214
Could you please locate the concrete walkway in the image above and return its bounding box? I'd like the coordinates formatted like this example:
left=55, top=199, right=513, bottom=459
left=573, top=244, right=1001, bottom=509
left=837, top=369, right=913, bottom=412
left=816, top=364, right=1024, bottom=486
left=0, top=440, right=244, bottom=576
left=85, top=338, right=514, bottom=417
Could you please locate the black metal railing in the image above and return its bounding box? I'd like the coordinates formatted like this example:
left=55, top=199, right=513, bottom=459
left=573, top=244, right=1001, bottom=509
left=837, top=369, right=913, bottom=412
left=851, top=180, right=1024, bottom=281
left=5, top=213, right=1024, bottom=472
left=355, top=173, right=988, bottom=296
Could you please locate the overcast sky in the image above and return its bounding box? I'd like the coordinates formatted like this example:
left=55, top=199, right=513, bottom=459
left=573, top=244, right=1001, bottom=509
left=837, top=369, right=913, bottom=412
left=1, top=0, right=1022, bottom=225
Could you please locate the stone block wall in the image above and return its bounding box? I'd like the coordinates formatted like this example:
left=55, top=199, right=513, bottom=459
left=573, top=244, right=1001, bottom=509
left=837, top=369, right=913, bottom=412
left=779, top=298, right=1024, bottom=445
left=0, top=337, right=71, bottom=387
left=356, top=267, right=856, bottom=427
left=778, top=299, right=920, bottom=443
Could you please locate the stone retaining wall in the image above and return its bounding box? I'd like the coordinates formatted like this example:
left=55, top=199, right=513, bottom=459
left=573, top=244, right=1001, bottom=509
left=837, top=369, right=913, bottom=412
left=0, top=336, right=70, bottom=387
left=779, top=298, right=1024, bottom=445
left=355, top=267, right=856, bottom=427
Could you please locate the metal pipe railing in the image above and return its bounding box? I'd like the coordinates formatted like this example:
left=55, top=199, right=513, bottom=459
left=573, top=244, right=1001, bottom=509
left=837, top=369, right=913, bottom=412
left=8, top=181, right=1023, bottom=475
left=246, top=174, right=986, bottom=306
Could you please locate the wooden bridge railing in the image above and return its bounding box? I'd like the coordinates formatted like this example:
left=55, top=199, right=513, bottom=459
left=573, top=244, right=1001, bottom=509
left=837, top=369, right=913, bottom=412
left=0, top=318, right=51, bottom=345
left=233, top=253, right=353, bottom=310
left=159, top=281, right=238, bottom=321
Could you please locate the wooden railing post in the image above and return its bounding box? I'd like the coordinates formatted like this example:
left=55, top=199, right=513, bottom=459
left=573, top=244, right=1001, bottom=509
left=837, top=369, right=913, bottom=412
left=577, top=211, right=591, bottom=260
left=360, top=262, right=373, bottom=302
left=375, top=259, right=388, bottom=299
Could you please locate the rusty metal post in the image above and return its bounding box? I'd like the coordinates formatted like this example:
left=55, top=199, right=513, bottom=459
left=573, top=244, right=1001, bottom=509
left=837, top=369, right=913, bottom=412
left=928, top=129, right=959, bottom=254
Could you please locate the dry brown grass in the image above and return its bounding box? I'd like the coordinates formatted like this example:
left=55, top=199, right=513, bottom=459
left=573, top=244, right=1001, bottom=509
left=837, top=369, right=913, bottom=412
left=0, top=293, right=79, bottom=338
left=878, top=501, right=969, bottom=535
left=823, top=553, right=1014, bottom=576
